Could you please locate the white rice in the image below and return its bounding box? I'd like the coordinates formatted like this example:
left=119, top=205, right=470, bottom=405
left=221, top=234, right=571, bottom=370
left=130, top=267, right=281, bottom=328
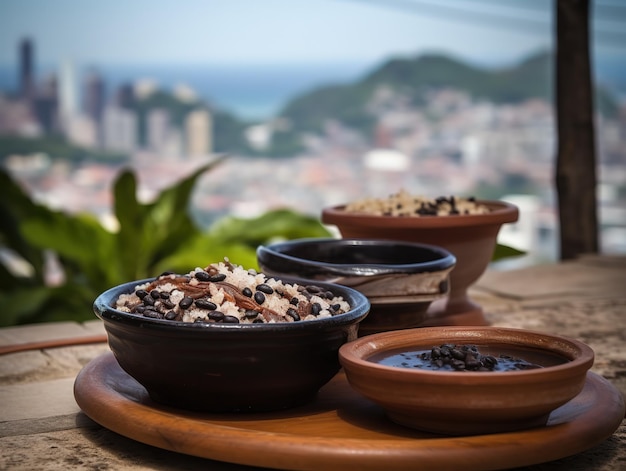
left=114, top=259, right=351, bottom=324
left=344, top=189, right=490, bottom=217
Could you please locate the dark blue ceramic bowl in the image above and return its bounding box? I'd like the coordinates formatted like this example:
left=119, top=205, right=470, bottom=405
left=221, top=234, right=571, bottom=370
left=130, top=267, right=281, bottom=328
left=93, top=277, right=370, bottom=412
left=257, top=238, right=456, bottom=336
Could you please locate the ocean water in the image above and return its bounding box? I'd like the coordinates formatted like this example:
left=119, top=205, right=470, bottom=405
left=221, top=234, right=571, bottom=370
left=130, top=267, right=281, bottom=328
left=0, top=62, right=371, bottom=121
left=1, top=56, right=623, bottom=120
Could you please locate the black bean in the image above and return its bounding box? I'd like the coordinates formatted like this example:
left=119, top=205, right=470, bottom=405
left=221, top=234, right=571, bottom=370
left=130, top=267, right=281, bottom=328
left=159, top=291, right=170, bottom=299
left=208, top=311, right=225, bottom=321
left=143, top=296, right=155, bottom=306
left=165, top=311, right=177, bottom=320
left=256, top=283, right=274, bottom=294
left=194, top=270, right=210, bottom=281
left=143, top=309, right=163, bottom=319
left=195, top=299, right=217, bottom=310
left=451, top=348, right=465, bottom=360
left=244, top=309, right=260, bottom=319
left=311, top=302, right=322, bottom=316
left=136, top=289, right=149, bottom=299
left=451, top=359, right=466, bottom=370
left=162, top=299, right=175, bottom=310
left=483, top=356, right=498, bottom=367
left=254, top=291, right=265, bottom=304
left=179, top=296, right=193, bottom=309
left=242, top=287, right=253, bottom=297
left=209, top=273, right=227, bottom=282
left=222, top=315, right=240, bottom=324
left=465, top=353, right=481, bottom=369
left=286, top=308, right=300, bottom=321
left=289, top=297, right=299, bottom=306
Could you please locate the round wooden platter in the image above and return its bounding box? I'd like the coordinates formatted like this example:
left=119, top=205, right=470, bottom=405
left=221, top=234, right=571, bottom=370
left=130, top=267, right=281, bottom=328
left=74, top=352, right=625, bottom=471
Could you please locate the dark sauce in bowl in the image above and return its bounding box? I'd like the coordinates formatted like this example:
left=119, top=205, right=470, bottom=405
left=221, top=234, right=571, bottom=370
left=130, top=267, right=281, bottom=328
left=369, top=344, right=568, bottom=372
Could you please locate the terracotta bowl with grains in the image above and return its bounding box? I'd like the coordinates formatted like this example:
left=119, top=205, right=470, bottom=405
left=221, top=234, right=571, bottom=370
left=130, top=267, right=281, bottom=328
left=322, top=191, right=519, bottom=327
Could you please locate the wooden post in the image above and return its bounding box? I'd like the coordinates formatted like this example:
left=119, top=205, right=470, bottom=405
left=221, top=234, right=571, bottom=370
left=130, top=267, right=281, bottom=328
left=555, top=0, right=599, bottom=259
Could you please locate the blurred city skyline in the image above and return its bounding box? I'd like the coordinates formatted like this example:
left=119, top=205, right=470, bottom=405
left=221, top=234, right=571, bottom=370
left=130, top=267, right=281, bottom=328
left=2, top=0, right=625, bottom=121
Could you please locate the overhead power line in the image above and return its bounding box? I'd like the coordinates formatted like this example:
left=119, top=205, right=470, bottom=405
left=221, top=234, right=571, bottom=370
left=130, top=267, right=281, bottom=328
left=440, top=0, right=626, bottom=20
left=339, top=0, right=626, bottom=48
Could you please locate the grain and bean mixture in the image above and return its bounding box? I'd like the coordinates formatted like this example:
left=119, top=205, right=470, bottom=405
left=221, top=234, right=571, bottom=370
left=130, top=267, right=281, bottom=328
left=343, top=190, right=490, bottom=217
left=114, top=259, right=351, bottom=324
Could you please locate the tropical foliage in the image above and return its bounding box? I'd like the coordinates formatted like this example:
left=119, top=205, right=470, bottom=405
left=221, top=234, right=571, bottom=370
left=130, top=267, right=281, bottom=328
left=0, top=157, right=330, bottom=326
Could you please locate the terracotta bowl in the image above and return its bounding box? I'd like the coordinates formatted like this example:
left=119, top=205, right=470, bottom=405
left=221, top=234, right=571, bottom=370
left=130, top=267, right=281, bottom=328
left=339, top=326, right=594, bottom=435
left=322, top=200, right=519, bottom=326
left=93, top=277, right=370, bottom=413
left=257, top=238, right=456, bottom=336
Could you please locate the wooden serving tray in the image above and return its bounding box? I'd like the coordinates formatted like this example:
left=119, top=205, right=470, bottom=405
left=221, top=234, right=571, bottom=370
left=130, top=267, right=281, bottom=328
left=74, top=352, right=624, bottom=471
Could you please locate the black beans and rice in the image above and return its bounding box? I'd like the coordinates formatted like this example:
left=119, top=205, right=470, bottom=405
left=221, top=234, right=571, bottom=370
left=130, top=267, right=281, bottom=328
left=114, top=259, right=351, bottom=324
left=344, top=190, right=490, bottom=217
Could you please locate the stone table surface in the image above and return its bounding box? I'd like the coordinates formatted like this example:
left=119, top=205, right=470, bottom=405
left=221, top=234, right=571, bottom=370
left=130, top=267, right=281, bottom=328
left=1, top=254, right=625, bottom=470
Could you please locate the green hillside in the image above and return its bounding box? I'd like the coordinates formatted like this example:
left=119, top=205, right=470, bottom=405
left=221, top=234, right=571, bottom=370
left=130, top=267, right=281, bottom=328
left=274, top=50, right=616, bottom=147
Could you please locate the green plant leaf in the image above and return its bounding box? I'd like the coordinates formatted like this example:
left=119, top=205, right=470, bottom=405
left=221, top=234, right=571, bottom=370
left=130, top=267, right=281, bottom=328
left=210, top=208, right=332, bottom=246
left=153, top=233, right=259, bottom=274
left=0, top=168, right=47, bottom=281
left=492, top=243, right=526, bottom=261
left=113, top=156, right=227, bottom=279
left=20, top=210, right=117, bottom=292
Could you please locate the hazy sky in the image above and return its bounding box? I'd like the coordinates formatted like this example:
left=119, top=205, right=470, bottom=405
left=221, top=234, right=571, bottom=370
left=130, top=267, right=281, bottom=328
left=0, top=0, right=567, bottom=68
left=1, top=0, right=625, bottom=73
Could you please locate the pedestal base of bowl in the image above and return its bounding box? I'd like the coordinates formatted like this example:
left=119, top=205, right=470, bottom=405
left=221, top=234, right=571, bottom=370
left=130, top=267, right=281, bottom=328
left=357, top=302, right=431, bottom=337
left=421, top=298, right=490, bottom=327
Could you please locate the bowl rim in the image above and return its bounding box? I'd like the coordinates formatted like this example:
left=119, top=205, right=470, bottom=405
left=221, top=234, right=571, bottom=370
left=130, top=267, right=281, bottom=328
left=339, top=326, right=595, bottom=382
left=94, top=276, right=371, bottom=333
left=257, top=238, right=456, bottom=276
left=322, top=199, right=519, bottom=228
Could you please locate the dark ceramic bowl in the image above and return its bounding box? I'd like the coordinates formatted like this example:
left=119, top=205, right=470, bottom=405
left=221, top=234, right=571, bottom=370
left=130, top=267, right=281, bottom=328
left=257, top=238, right=456, bottom=336
left=339, top=326, right=595, bottom=435
left=93, top=277, right=370, bottom=413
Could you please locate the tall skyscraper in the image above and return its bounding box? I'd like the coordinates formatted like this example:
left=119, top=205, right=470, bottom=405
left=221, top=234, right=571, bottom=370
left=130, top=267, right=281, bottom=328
left=34, top=74, right=59, bottom=133
left=102, top=105, right=137, bottom=153
left=84, top=70, right=106, bottom=145
left=185, top=108, right=212, bottom=157
left=84, top=70, right=105, bottom=126
left=58, top=59, right=78, bottom=121
left=19, top=38, right=35, bottom=104
left=147, top=108, right=170, bottom=153
left=114, top=83, right=135, bottom=109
